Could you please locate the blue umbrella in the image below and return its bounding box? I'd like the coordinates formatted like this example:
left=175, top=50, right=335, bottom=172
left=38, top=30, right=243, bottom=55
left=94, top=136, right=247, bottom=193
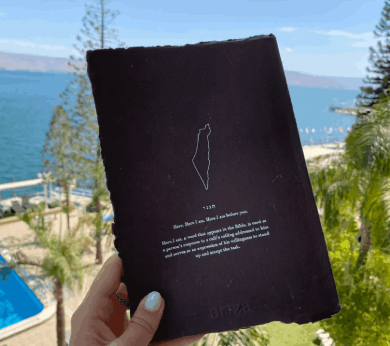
left=102, top=214, right=114, bottom=222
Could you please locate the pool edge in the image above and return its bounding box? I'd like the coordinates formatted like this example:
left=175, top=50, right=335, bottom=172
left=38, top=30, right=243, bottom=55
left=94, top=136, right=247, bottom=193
left=0, top=238, right=57, bottom=341
left=0, top=302, right=56, bottom=341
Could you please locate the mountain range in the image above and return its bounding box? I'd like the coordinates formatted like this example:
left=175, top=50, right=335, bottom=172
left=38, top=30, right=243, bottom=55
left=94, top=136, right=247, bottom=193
left=0, top=50, right=364, bottom=90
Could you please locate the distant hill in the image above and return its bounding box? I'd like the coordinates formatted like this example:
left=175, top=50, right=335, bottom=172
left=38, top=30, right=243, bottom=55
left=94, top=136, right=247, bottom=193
left=0, top=51, right=85, bottom=74
left=324, top=76, right=364, bottom=91
left=284, top=71, right=363, bottom=90
left=0, top=50, right=364, bottom=90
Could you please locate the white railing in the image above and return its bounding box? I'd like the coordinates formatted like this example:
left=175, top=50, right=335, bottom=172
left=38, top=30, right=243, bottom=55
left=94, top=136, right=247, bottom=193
left=0, top=178, right=43, bottom=192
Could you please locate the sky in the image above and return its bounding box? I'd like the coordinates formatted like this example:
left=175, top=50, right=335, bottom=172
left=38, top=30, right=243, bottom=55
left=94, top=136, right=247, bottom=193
left=0, top=0, right=387, bottom=78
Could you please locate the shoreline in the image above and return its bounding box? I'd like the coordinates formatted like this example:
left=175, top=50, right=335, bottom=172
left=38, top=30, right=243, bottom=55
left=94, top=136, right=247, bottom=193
left=329, top=106, right=373, bottom=116
left=302, top=142, right=345, bottom=160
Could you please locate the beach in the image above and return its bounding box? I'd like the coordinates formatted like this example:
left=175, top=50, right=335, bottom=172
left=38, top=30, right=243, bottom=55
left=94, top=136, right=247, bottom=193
left=302, top=142, right=345, bottom=160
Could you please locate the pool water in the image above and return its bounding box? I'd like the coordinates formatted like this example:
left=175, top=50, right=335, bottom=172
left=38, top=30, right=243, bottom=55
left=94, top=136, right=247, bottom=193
left=0, top=254, right=44, bottom=329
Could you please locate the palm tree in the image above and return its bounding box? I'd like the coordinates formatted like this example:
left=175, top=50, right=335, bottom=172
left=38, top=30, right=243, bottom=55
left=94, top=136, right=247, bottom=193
left=2, top=204, right=95, bottom=346
left=79, top=199, right=114, bottom=265
left=79, top=161, right=114, bottom=264
left=309, top=76, right=390, bottom=267
left=90, top=159, right=112, bottom=264
left=307, top=76, right=390, bottom=344
left=308, top=152, right=375, bottom=270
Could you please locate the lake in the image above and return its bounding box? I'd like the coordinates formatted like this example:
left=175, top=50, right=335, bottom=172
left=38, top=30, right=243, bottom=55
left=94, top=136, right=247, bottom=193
left=0, top=69, right=359, bottom=192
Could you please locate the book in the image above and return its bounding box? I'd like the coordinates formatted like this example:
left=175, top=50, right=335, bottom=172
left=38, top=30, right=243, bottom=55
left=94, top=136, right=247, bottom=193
left=86, top=34, right=341, bottom=343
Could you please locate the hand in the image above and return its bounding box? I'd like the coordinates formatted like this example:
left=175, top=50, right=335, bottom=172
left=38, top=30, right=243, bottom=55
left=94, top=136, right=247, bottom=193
left=70, top=253, right=206, bottom=346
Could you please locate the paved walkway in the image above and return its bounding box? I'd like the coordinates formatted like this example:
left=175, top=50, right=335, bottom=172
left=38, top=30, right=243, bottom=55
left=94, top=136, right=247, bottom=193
left=0, top=208, right=115, bottom=346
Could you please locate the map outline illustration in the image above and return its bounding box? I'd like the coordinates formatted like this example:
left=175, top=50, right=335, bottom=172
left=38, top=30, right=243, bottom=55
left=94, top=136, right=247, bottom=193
left=192, top=124, right=211, bottom=190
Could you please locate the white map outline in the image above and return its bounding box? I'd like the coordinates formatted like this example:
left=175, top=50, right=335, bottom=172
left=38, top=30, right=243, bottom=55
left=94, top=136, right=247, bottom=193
left=192, top=124, right=211, bottom=190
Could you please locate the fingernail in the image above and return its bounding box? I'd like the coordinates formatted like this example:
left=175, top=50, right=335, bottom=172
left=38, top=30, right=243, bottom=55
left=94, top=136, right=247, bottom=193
left=144, top=291, right=161, bottom=311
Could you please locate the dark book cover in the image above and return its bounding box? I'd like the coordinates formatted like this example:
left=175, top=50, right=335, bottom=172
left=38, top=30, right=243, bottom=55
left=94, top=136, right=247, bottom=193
left=86, top=34, right=341, bottom=343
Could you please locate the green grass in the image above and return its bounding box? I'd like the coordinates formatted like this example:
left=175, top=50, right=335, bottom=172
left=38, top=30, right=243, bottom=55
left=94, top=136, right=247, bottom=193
left=262, top=321, right=321, bottom=346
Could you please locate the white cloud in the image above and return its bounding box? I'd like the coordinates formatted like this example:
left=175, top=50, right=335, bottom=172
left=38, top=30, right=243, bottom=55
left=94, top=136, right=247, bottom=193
left=0, top=38, right=68, bottom=52
left=0, top=38, right=78, bottom=58
left=285, top=47, right=293, bottom=53
left=279, top=50, right=370, bottom=78
left=0, top=12, right=6, bottom=17
left=279, top=27, right=297, bottom=32
left=310, top=29, right=378, bottom=48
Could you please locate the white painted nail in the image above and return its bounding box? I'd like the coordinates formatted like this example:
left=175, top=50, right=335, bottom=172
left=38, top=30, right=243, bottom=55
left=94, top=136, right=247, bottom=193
left=144, top=291, right=161, bottom=311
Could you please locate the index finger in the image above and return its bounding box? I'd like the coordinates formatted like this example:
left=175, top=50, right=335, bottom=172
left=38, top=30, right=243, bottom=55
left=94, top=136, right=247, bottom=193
left=84, top=254, right=123, bottom=306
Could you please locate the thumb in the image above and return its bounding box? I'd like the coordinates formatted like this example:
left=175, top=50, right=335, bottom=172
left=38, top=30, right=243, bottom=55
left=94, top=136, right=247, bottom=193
left=112, top=291, right=165, bottom=346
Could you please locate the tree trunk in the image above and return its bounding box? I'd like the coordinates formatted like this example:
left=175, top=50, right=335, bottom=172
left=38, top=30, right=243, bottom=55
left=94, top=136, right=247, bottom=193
left=96, top=234, right=102, bottom=264
left=95, top=199, right=103, bottom=264
left=65, top=181, right=70, bottom=231
left=95, top=136, right=103, bottom=264
left=54, top=278, right=66, bottom=346
left=58, top=185, right=63, bottom=241
left=356, top=220, right=372, bottom=267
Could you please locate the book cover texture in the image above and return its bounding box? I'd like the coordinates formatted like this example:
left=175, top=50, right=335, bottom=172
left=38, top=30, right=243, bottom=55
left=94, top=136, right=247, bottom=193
left=86, top=34, right=341, bottom=343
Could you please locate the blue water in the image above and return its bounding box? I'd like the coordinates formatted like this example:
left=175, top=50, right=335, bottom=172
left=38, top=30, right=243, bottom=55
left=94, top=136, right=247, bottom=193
left=289, top=86, right=357, bottom=145
left=0, top=69, right=358, bottom=190
left=0, top=254, right=44, bottom=329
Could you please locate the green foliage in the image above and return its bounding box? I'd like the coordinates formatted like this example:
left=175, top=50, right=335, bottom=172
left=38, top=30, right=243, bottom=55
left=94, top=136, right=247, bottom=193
left=262, top=321, right=320, bottom=346
left=42, top=104, right=75, bottom=183
left=312, top=336, right=321, bottom=345
left=59, top=0, right=124, bottom=257
left=355, top=1, right=390, bottom=111
left=21, top=203, right=50, bottom=245
left=78, top=209, right=113, bottom=253
left=1, top=207, right=95, bottom=292
left=41, top=0, right=124, bottom=263
left=64, top=0, right=125, bottom=190
left=382, top=74, right=389, bottom=88
left=309, top=154, right=365, bottom=231
left=359, top=86, right=374, bottom=95
left=309, top=172, right=390, bottom=344
left=319, top=222, right=390, bottom=345
left=30, top=2, right=125, bottom=345
left=194, top=326, right=270, bottom=346
left=64, top=71, right=101, bottom=184
left=308, top=75, right=390, bottom=345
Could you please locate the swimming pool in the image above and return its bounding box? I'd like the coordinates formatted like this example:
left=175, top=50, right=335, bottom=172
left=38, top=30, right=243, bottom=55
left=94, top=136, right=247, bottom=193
left=0, top=254, right=44, bottom=329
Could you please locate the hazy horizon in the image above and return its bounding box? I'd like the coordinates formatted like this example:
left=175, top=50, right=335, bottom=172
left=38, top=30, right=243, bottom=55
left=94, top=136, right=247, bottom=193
left=0, top=0, right=387, bottom=78
left=0, top=49, right=365, bottom=82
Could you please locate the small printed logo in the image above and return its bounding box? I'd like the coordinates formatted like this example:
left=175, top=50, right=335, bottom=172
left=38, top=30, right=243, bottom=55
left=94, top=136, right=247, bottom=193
left=210, top=303, right=251, bottom=319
